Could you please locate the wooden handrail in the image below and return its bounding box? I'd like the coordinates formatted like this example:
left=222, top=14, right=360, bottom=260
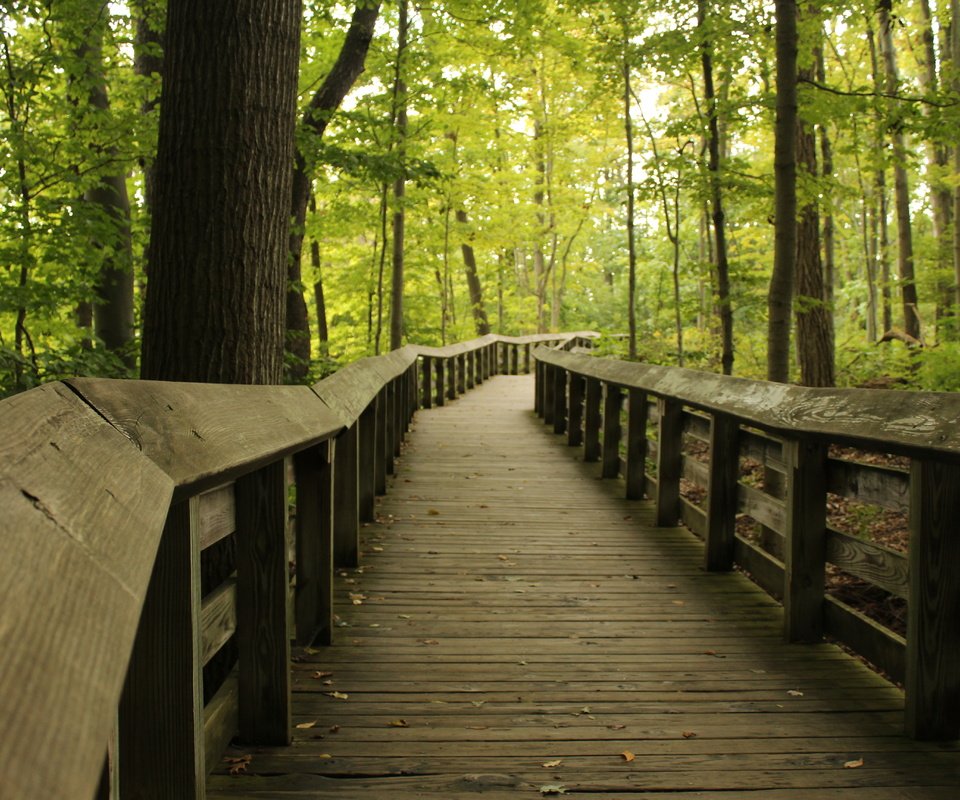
left=0, top=332, right=594, bottom=800
left=535, top=347, right=960, bottom=741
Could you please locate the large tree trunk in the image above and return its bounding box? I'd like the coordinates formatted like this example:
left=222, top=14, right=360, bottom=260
left=456, top=209, right=491, bottom=335
left=286, top=2, right=380, bottom=379
left=878, top=0, right=921, bottom=342
left=767, top=0, right=798, bottom=383
left=389, top=0, right=409, bottom=352
left=141, top=0, right=301, bottom=384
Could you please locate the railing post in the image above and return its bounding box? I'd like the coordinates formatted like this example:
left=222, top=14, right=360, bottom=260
left=553, top=367, right=568, bottom=435
left=583, top=377, right=602, bottom=463
left=782, top=437, right=827, bottom=643
left=905, top=459, right=960, bottom=740
left=294, top=443, right=333, bottom=645
left=543, top=363, right=556, bottom=426
left=704, top=412, right=739, bottom=571
left=384, top=384, right=396, bottom=475
left=358, top=401, right=377, bottom=521
left=500, top=342, right=509, bottom=374
left=375, top=391, right=388, bottom=494
left=391, top=379, right=403, bottom=458
left=119, top=500, right=204, bottom=799
left=421, top=356, right=433, bottom=409
left=467, top=350, right=476, bottom=389
left=567, top=372, right=584, bottom=447
left=446, top=357, right=457, bottom=401
left=654, top=398, right=683, bottom=526
left=510, top=345, right=519, bottom=375
left=524, top=343, right=531, bottom=373
left=235, top=459, right=291, bottom=745
left=602, top=383, right=623, bottom=479
left=334, top=424, right=360, bottom=568
left=435, top=359, right=445, bottom=407
left=534, top=359, right=544, bottom=416
left=457, top=354, right=467, bottom=394
left=625, top=389, right=648, bottom=500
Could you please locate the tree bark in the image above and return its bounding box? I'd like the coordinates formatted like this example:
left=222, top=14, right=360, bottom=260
left=698, top=0, right=733, bottom=375
left=286, top=2, right=380, bottom=379
left=456, top=209, right=491, bottom=335
left=767, top=0, right=798, bottom=383
left=141, top=0, right=301, bottom=384
left=622, top=20, right=638, bottom=361
left=389, top=0, right=408, bottom=351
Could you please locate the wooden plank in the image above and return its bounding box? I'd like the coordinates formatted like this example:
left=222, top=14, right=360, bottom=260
left=357, top=403, right=377, bottom=523
left=734, top=535, right=785, bottom=600
left=826, top=528, right=908, bottom=600
left=420, top=356, right=433, bottom=408
left=434, top=359, right=445, bottom=407
left=201, top=578, right=237, bottom=666
left=334, top=424, right=360, bottom=568
left=824, top=597, right=905, bottom=685
left=655, top=397, right=683, bottom=526
left=906, top=459, right=960, bottom=739
left=543, top=363, right=556, bottom=426
left=235, top=461, right=291, bottom=746
left=705, top=413, right=739, bottom=572
left=583, top=377, right=602, bottom=463
left=0, top=382, right=173, bottom=800
left=738, top=482, right=786, bottom=533
left=375, top=389, right=388, bottom=495
left=625, top=389, right=647, bottom=500
left=827, top=457, right=909, bottom=512
left=203, top=671, right=239, bottom=777
left=567, top=372, right=585, bottom=448
left=553, top=366, right=568, bottom=436
left=601, top=383, right=622, bottom=479
left=197, top=483, right=236, bottom=551
left=120, top=499, right=204, bottom=800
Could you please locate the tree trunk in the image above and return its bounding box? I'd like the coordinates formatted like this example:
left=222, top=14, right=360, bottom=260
left=456, top=209, right=491, bottom=335
left=389, top=0, right=408, bottom=351
left=622, top=24, right=638, bottom=361
left=286, top=2, right=380, bottom=379
left=767, top=0, right=798, bottom=383
left=140, top=0, right=301, bottom=384
left=878, top=0, right=921, bottom=342
left=698, top=0, right=734, bottom=375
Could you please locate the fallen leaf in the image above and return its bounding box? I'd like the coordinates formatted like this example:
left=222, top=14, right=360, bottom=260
left=389, top=719, right=409, bottom=727
left=326, top=691, right=349, bottom=700
left=428, top=508, right=440, bottom=515
left=621, top=751, right=635, bottom=762
left=225, top=754, right=252, bottom=775
left=329, top=724, right=340, bottom=733
left=540, top=785, right=568, bottom=796
left=398, top=614, right=412, bottom=619
left=542, top=759, right=563, bottom=768
left=371, top=546, right=383, bottom=552
left=682, top=731, right=698, bottom=739
left=304, top=647, right=321, bottom=655
left=312, top=671, right=333, bottom=680
left=787, top=689, right=804, bottom=697
left=608, top=723, right=626, bottom=730
left=317, top=753, right=332, bottom=759
left=470, top=700, right=486, bottom=707
left=295, top=721, right=317, bottom=729
left=844, top=758, right=864, bottom=769
left=418, top=638, right=440, bottom=645
left=498, top=554, right=510, bottom=561
left=672, top=600, right=685, bottom=606
left=703, top=650, right=726, bottom=658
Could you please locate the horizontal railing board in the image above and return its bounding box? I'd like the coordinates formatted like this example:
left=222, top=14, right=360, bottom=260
left=0, top=382, right=173, bottom=800
left=826, top=458, right=910, bottom=512
left=825, top=528, right=909, bottom=600
left=68, top=378, right=344, bottom=497
left=535, top=349, right=960, bottom=461
left=200, top=578, right=238, bottom=667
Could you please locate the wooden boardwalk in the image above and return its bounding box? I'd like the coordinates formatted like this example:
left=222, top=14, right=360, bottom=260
left=208, top=375, right=960, bottom=799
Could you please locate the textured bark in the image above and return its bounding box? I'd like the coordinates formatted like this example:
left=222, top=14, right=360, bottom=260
left=878, top=0, right=921, bottom=342
left=286, top=2, right=380, bottom=379
left=140, top=0, right=301, bottom=384
left=698, top=0, right=733, bottom=375
left=389, top=0, right=408, bottom=351
left=767, top=0, right=798, bottom=383
left=622, top=23, right=638, bottom=361
left=456, top=209, right=490, bottom=335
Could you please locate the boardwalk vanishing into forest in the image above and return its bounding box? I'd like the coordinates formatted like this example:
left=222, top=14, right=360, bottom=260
left=207, top=375, right=960, bottom=800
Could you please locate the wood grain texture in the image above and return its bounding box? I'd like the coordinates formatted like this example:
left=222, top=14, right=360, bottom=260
left=197, top=483, right=236, bottom=550
left=0, top=382, right=173, bottom=800
left=201, top=578, right=238, bottom=666
left=209, top=375, right=960, bottom=799
left=601, top=383, right=622, bottom=479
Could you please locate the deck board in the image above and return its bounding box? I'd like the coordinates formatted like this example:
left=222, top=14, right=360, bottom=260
left=208, top=375, right=960, bottom=798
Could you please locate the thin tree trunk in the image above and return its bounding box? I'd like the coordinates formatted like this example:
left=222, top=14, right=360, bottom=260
left=767, top=0, right=798, bottom=383
left=374, top=181, right=388, bottom=355
left=389, top=0, right=408, bottom=351
left=878, top=0, right=921, bottom=342
left=456, top=209, right=491, bottom=335
left=623, top=24, right=638, bottom=360
left=286, top=2, right=380, bottom=379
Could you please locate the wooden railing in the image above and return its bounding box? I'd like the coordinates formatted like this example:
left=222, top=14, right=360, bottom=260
left=534, top=348, right=960, bottom=742
left=0, top=332, right=596, bottom=800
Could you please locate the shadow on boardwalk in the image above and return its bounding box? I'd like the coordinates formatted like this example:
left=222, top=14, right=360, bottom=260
left=209, top=375, right=960, bottom=800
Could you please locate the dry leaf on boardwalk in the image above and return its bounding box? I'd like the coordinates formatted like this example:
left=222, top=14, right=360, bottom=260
left=787, top=689, right=804, bottom=697
left=418, top=638, right=440, bottom=645
left=682, top=731, right=697, bottom=739
left=541, top=759, right=563, bottom=768
left=540, top=786, right=567, bottom=796
left=224, top=754, right=252, bottom=775
left=326, top=691, right=349, bottom=700
left=428, top=508, right=440, bottom=515
left=311, top=671, right=333, bottom=680
left=621, top=751, right=635, bottom=762
left=389, top=719, right=409, bottom=727
left=844, top=758, right=864, bottom=769
left=295, top=720, right=317, bottom=729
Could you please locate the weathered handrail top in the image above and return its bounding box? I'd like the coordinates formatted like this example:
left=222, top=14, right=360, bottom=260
left=69, top=378, right=344, bottom=498
left=537, top=349, right=960, bottom=461
left=1, top=382, right=173, bottom=799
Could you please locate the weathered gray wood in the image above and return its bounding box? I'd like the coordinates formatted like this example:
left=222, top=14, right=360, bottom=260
left=0, top=382, right=173, bottom=800
left=552, top=366, right=568, bottom=436
left=825, top=528, right=908, bottom=600
left=534, top=360, right=544, bottom=416
left=523, top=343, right=531, bottom=373
left=655, top=397, right=683, bottom=526
left=543, top=364, right=556, bottom=426
left=705, top=413, right=740, bottom=572
left=357, top=402, right=377, bottom=522
left=70, top=378, right=342, bottom=498
left=583, top=377, right=602, bottom=463
left=235, top=461, right=291, bottom=745
left=420, top=356, right=433, bottom=409
left=294, top=448, right=323, bottom=646
left=446, top=356, right=457, bottom=401
left=827, top=457, right=910, bottom=512
left=906, top=459, right=960, bottom=739
left=602, top=383, right=623, bottom=479
left=510, top=344, right=519, bottom=374
left=120, top=499, right=204, bottom=800
left=334, top=423, right=360, bottom=568
left=824, top=597, right=905, bottom=685
left=734, top=535, right=785, bottom=600
left=625, top=388, right=648, bottom=500
left=197, top=483, right=236, bottom=551
left=203, top=671, right=239, bottom=777
left=434, top=359, right=445, bottom=407
left=201, top=578, right=237, bottom=666
left=740, top=429, right=787, bottom=474
left=567, top=373, right=585, bottom=448
left=738, top=483, right=787, bottom=534
left=385, top=383, right=397, bottom=475
left=457, top=353, right=467, bottom=394
left=466, top=350, right=475, bottom=389
left=783, top=438, right=828, bottom=643
left=375, top=389, right=388, bottom=494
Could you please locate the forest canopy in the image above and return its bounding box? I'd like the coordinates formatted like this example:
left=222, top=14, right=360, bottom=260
left=2, top=0, right=959, bottom=395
